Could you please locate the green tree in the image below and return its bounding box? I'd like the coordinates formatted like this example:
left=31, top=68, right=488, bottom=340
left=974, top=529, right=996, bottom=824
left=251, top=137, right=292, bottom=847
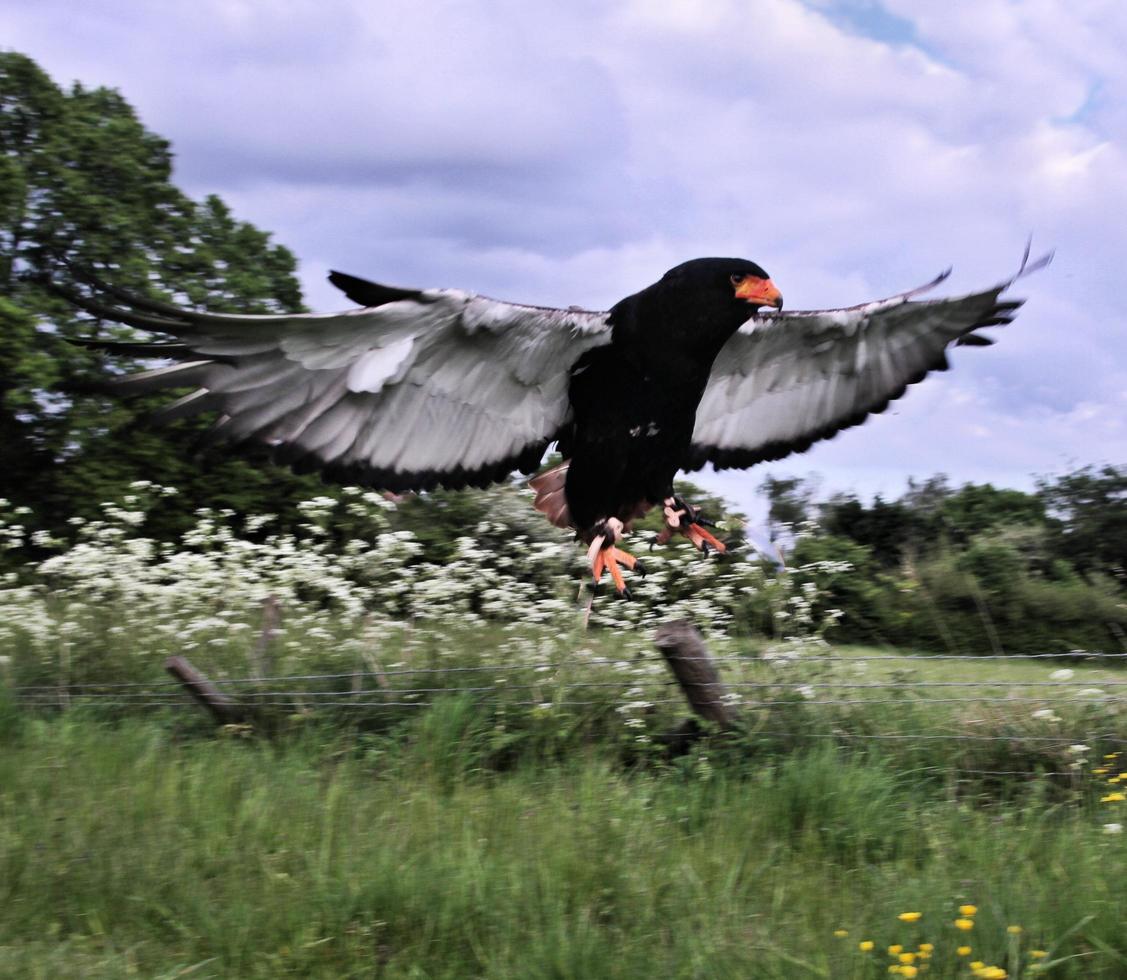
left=0, top=52, right=324, bottom=538
left=937, top=483, right=1046, bottom=544
left=759, top=474, right=815, bottom=542
left=819, top=493, right=917, bottom=567
left=1038, top=465, right=1127, bottom=581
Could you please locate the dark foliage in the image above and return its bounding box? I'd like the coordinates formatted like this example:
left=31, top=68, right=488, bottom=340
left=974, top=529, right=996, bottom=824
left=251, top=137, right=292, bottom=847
left=0, top=52, right=329, bottom=538
left=767, top=469, right=1127, bottom=654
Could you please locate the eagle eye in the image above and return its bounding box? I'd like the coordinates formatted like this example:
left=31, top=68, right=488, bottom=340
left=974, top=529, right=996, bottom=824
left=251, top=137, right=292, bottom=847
left=730, top=274, right=745, bottom=287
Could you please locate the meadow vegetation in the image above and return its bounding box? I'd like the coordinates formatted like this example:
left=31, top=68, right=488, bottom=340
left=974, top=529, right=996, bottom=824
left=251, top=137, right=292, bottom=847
left=2, top=483, right=1127, bottom=977
left=1, top=713, right=1125, bottom=978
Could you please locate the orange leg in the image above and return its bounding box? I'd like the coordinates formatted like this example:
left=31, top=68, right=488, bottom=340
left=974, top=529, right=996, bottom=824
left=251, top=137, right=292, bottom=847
left=586, top=518, right=644, bottom=598
left=662, top=496, right=726, bottom=555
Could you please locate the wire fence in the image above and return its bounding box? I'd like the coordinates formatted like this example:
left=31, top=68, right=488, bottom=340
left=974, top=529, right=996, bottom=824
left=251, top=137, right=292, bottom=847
left=10, top=649, right=1127, bottom=785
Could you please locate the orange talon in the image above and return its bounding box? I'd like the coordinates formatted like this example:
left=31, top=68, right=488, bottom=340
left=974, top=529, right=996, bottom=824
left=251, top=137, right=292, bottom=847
left=610, top=547, right=637, bottom=570
left=686, top=524, right=726, bottom=554
left=606, top=550, right=627, bottom=593
left=586, top=519, right=639, bottom=595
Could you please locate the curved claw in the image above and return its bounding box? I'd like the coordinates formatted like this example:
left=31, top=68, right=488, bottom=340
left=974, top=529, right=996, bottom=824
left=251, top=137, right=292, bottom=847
left=587, top=536, right=642, bottom=597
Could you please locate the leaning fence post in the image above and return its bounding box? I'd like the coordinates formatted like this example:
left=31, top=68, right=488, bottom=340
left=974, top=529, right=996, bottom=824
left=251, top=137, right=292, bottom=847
left=654, top=620, right=742, bottom=731
left=164, top=656, right=245, bottom=725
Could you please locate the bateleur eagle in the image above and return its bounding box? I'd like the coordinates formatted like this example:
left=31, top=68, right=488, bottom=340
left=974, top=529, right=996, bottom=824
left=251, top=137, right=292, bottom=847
left=61, top=252, right=1047, bottom=597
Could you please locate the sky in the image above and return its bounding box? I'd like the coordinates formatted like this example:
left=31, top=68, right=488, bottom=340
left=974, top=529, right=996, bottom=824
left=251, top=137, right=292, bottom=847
left=3, top=0, right=1125, bottom=520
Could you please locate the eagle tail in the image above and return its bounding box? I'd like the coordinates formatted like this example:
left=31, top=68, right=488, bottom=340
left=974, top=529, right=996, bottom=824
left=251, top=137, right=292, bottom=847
left=528, top=461, right=572, bottom=529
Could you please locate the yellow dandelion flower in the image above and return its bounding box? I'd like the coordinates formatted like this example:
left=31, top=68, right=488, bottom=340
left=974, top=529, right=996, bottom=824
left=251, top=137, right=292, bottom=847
left=955, top=918, right=975, bottom=930
left=898, top=911, right=922, bottom=922
left=1109, top=776, right=1122, bottom=784
left=918, top=943, right=934, bottom=953
left=1007, top=925, right=1023, bottom=935
left=1030, top=950, right=1048, bottom=959
left=957, top=946, right=972, bottom=956
left=899, top=952, right=917, bottom=964
left=859, top=940, right=875, bottom=952
left=888, top=967, right=903, bottom=976
left=1105, top=752, right=1120, bottom=759
left=970, top=962, right=985, bottom=970
left=1102, top=792, right=1126, bottom=802
left=888, top=944, right=903, bottom=955
left=901, top=967, right=918, bottom=979
left=834, top=929, right=849, bottom=938
left=958, top=904, right=978, bottom=916
left=982, top=968, right=1007, bottom=979
left=1093, top=768, right=1109, bottom=774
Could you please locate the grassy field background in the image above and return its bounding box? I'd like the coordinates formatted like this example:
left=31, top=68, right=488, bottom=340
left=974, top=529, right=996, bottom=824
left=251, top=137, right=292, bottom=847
left=2, top=679, right=1126, bottom=979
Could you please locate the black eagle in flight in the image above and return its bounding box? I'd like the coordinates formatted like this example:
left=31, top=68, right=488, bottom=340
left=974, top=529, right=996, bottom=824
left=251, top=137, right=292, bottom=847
left=62, top=251, right=1046, bottom=596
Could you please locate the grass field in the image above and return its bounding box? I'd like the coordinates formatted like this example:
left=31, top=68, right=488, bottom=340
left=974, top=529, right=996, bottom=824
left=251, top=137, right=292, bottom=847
left=2, top=697, right=1126, bottom=979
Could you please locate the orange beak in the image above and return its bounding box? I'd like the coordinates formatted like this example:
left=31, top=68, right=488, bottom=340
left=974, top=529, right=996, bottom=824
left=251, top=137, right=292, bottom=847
left=734, top=276, right=783, bottom=310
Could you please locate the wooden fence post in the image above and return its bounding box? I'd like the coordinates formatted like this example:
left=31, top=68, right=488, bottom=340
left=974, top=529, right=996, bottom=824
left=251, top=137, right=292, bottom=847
left=164, top=656, right=245, bottom=725
left=249, top=595, right=282, bottom=682
left=654, top=620, right=741, bottom=731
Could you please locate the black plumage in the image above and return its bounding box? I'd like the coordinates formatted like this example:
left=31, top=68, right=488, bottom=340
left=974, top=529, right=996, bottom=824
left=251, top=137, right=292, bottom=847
left=559, top=258, right=777, bottom=530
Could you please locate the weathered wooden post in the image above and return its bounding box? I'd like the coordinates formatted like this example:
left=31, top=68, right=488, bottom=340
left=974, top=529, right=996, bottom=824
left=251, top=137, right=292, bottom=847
left=164, top=656, right=245, bottom=725
left=249, top=595, right=282, bottom=682
left=654, top=620, right=741, bottom=731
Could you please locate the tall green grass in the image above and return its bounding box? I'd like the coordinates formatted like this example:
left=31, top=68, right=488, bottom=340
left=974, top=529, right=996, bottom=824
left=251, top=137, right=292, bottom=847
left=2, top=714, right=1124, bottom=978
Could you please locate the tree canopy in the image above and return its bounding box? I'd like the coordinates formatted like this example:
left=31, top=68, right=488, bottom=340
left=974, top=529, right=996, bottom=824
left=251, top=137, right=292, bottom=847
left=763, top=467, right=1127, bottom=652
left=0, top=52, right=324, bottom=537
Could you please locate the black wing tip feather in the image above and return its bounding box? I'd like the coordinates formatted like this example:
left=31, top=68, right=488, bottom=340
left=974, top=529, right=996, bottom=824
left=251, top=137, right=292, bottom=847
left=327, top=271, right=424, bottom=309
left=1016, top=239, right=1054, bottom=280
left=64, top=337, right=195, bottom=358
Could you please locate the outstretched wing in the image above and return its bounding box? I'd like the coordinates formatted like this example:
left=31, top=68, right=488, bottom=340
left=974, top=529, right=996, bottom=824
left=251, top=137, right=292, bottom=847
left=63, top=271, right=612, bottom=490
left=687, top=256, right=1049, bottom=472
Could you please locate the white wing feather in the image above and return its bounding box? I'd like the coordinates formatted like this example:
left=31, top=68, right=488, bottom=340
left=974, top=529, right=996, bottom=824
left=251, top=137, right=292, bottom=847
left=689, top=271, right=1031, bottom=471
left=90, top=286, right=611, bottom=490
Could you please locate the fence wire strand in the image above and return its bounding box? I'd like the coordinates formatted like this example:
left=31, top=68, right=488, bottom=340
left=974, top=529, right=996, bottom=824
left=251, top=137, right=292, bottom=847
left=12, top=650, right=1127, bottom=785
left=14, top=651, right=1124, bottom=691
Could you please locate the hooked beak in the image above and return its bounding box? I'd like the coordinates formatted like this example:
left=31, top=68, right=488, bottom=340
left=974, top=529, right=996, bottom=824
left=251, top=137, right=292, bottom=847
left=734, top=276, right=783, bottom=311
